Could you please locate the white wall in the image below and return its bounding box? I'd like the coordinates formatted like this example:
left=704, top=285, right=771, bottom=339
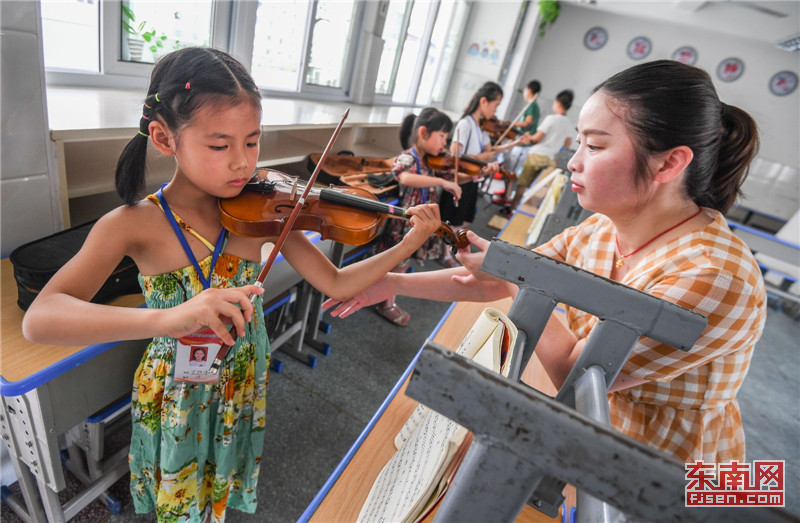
left=444, top=0, right=524, bottom=115
left=1, top=0, right=61, bottom=257
left=516, top=2, right=799, bottom=170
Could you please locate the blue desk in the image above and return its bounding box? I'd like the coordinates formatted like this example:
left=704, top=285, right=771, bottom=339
left=1, top=258, right=147, bottom=522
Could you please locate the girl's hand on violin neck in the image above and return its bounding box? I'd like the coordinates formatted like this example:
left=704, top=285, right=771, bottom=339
left=404, top=203, right=443, bottom=245
left=322, top=277, right=392, bottom=319
left=161, top=285, right=264, bottom=346
left=479, top=162, right=500, bottom=176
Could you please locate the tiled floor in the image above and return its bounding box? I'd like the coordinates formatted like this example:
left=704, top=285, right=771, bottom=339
left=2, top=197, right=798, bottom=522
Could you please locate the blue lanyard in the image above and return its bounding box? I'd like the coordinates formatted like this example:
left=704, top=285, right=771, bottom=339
left=469, top=115, right=485, bottom=153
left=156, top=185, right=226, bottom=290
left=410, top=147, right=429, bottom=202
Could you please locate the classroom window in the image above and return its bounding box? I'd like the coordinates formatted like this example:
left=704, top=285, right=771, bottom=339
left=119, top=0, right=212, bottom=64
left=250, top=0, right=360, bottom=95
left=375, top=0, right=412, bottom=96
left=306, top=0, right=357, bottom=88
left=375, top=0, right=469, bottom=105
left=250, top=1, right=310, bottom=91
left=426, top=1, right=469, bottom=105
left=41, top=0, right=101, bottom=73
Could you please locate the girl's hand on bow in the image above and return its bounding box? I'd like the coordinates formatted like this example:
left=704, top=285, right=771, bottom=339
left=442, top=180, right=462, bottom=202
left=322, top=277, right=392, bottom=319
left=161, top=285, right=264, bottom=346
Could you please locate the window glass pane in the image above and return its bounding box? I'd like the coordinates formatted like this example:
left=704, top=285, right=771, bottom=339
left=429, top=1, right=468, bottom=104
left=41, top=0, right=100, bottom=73
left=391, top=1, right=428, bottom=103
left=374, top=0, right=410, bottom=96
left=415, top=1, right=456, bottom=105
left=120, top=0, right=212, bottom=64
left=251, top=0, right=309, bottom=91
left=306, top=0, right=357, bottom=88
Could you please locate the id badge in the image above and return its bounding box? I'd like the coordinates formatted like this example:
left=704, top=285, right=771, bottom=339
left=175, top=328, right=225, bottom=383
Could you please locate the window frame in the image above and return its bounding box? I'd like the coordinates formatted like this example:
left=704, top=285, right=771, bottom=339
left=44, top=0, right=231, bottom=88
left=41, top=0, right=456, bottom=107
left=374, top=0, right=414, bottom=97
left=298, top=0, right=364, bottom=99
left=372, top=0, right=470, bottom=107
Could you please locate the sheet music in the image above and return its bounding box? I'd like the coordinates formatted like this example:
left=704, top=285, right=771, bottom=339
left=362, top=308, right=518, bottom=522
left=395, top=308, right=516, bottom=450
left=358, top=409, right=462, bottom=523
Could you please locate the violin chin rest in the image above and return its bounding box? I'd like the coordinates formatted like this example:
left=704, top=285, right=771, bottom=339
left=245, top=179, right=277, bottom=194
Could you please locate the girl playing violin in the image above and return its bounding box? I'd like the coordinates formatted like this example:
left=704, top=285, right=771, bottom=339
left=440, top=82, right=527, bottom=259
left=22, top=47, right=442, bottom=522
left=372, top=107, right=462, bottom=326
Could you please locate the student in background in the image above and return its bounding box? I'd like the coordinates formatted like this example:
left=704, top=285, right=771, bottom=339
left=372, top=107, right=462, bottom=326
left=22, top=47, right=443, bottom=522
left=441, top=82, right=521, bottom=265
left=325, top=60, right=765, bottom=465
left=507, top=89, right=574, bottom=212
left=498, top=80, right=542, bottom=207
left=515, top=80, right=542, bottom=135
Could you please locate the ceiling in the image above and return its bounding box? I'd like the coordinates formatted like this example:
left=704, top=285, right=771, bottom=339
left=567, top=0, right=800, bottom=49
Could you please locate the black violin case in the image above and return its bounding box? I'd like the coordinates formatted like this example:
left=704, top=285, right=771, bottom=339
left=9, top=219, right=140, bottom=311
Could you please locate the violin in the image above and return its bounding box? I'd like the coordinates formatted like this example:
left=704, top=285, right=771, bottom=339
left=218, top=169, right=469, bottom=254
left=423, top=152, right=516, bottom=181
left=479, top=116, right=520, bottom=141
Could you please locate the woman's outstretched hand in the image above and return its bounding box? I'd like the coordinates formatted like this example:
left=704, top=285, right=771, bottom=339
left=322, top=276, right=393, bottom=319
left=161, top=285, right=264, bottom=346
left=453, top=230, right=495, bottom=282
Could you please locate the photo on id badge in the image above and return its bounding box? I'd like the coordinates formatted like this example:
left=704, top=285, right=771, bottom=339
left=175, top=328, right=224, bottom=383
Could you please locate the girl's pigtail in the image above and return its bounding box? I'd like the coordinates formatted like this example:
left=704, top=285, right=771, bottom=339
left=704, top=103, right=759, bottom=213
left=399, top=113, right=416, bottom=149
left=115, top=93, right=158, bottom=205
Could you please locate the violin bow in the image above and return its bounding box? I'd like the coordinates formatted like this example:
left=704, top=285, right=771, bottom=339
left=495, top=93, right=538, bottom=145
left=210, top=108, right=350, bottom=373
left=453, top=128, right=460, bottom=208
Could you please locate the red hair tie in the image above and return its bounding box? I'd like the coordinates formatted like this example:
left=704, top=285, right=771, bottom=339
left=185, top=82, right=191, bottom=89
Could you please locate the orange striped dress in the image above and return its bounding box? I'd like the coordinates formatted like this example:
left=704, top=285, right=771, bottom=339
left=537, top=209, right=766, bottom=463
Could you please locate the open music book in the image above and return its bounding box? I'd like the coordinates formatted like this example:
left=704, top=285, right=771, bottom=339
left=357, top=308, right=517, bottom=523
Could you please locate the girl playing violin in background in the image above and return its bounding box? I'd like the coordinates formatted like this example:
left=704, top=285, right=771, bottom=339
left=22, top=47, right=442, bottom=522
left=440, top=82, right=528, bottom=260
left=372, top=107, right=461, bottom=326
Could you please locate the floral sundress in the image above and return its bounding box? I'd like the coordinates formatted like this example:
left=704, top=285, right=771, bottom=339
left=375, top=148, right=449, bottom=260
left=129, top=252, right=270, bottom=522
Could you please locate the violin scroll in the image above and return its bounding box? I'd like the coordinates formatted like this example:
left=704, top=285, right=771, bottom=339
left=438, top=223, right=470, bottom=255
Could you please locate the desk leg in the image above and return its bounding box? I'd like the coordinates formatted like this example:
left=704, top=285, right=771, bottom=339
left=304, top=288, right=332, bottom=356
left=1, top=392, right=63, bottom=523
left=270, top=281, right=317, bottom=368
left=0, top=434, right=48, bottom=522
left=36, top=475, right=65, bottom=523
